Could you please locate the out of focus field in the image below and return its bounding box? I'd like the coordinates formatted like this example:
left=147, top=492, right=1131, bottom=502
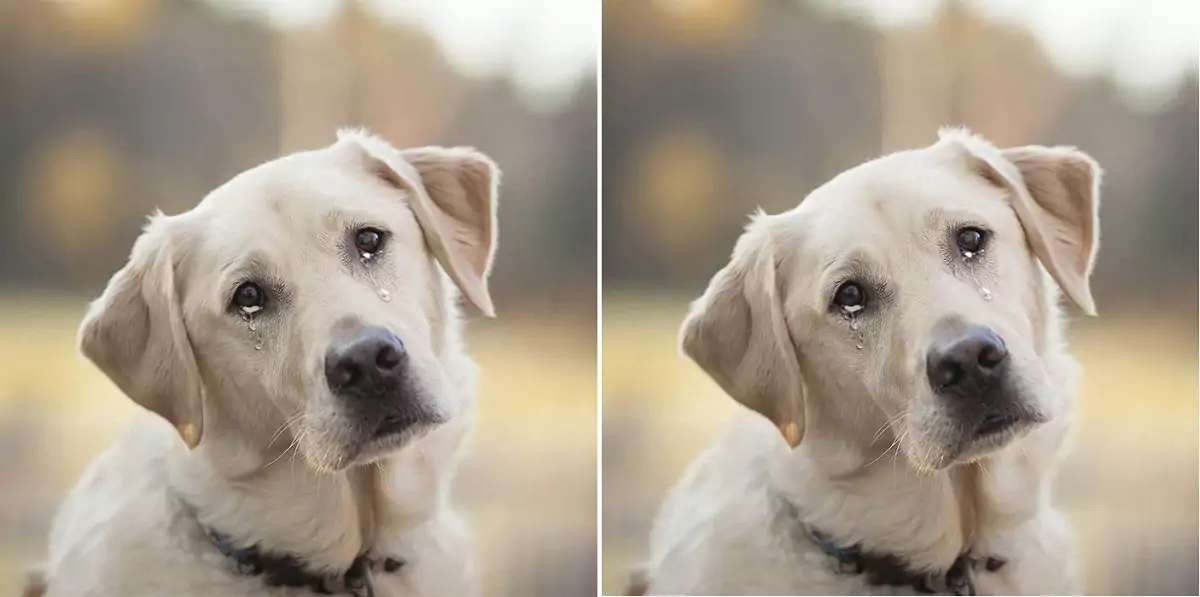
left=0, top=297, right=597, bottom=597
left=602, top=296, right=1199, bottom=596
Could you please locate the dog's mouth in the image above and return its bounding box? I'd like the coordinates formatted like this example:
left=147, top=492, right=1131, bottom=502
left=340, top=408, right=448, bottom=466
left=974, top=412, right=1020, bottom=437
left=298, top=400, right=449, bottom=472
left=372, top=412, right=426, bottom=440
left=952, top=410, right=1044, bottom=464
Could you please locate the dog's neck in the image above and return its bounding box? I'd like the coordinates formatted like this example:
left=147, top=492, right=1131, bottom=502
left=166, top=397, right=473, bottom=575
left=771, top=392, right=1073, bottom=574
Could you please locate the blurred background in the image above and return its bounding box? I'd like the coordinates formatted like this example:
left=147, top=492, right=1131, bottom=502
left=602, top=0, right=1197, bottom=595
left=0, top=1, right=596, bottom=596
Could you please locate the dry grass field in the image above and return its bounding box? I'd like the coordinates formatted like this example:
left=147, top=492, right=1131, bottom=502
left=602, top=295, right=1199, bottom=596
left=0, top=296, right=597, bottom=597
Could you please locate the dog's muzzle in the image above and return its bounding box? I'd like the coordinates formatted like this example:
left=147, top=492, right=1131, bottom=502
left=324, top=324, right=438, bottom=439
left=925, top=319, right=1038, bottom=441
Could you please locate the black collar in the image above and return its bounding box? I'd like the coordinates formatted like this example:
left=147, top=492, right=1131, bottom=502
left=806, top=524, right=1008, bottom=595
left=206, top=529, right=405, bottom=596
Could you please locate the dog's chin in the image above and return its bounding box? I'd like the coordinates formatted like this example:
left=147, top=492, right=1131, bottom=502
left=955, top=419, right=1032, bottom=461
left=934, top=420, right=1045, bottom=471
left=301, top=413, right=447, bottom=473
left=348, top=417, right=443, bottom=466
left=902, top=413, right=1045, bottom=473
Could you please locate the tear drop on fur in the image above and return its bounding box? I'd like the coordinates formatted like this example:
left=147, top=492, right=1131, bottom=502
left=360, top=252, right=374, bottom=262
left=248, top=321, right=257, bottom=332
left=963, top=251, right=975, bottom=260
left=856, top=341, right=864, bottom=350
left=980, top=287, right=994, bottom=300
left=842, top=304, right=863, bottom=315
left=377, top=288, right=391, bottom=302
left=850, top=319, right=859, bottom=331
left=254, top=341, right=263, bottom=350
left=240, top=305, right=262, bottom=316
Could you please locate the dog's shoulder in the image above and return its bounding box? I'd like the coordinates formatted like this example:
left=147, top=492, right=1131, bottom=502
left=41, top=416, right=214, bottom=595
left=645, top=413, right=851, bottom=594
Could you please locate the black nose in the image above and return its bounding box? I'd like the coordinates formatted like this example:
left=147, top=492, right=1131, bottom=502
left=926, top=324, right=1008, bottom=393
left=324, top=327, right=407, bottom=395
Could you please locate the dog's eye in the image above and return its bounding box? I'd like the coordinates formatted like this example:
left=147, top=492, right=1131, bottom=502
left=956, top=227, right=987, bottom=255
left=833, top=281, right=866, bottom=312
left=233, top=282, right=265, bottom=315
left=354, top=228, right=384, bottom=257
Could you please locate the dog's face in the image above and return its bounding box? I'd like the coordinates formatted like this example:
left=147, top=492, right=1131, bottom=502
left=682, top=128, right=1100, bottom=471
left=79, top=131, right=499, bottom=472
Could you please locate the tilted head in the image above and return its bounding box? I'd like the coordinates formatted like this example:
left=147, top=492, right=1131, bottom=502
left=682, top=128, right=1100, bottom=471
left=79, top=130, right=499, bottom=472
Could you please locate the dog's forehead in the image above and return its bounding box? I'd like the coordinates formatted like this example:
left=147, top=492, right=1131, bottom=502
left=794, top=145, right=1001, bottom=253
left=185, top=146, right=422, bottom=271
left=202, top=146, right=388, bottom=217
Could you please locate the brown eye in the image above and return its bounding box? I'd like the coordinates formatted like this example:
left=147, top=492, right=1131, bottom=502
left=956, top=227, right=986, bottom=254
left=233, top=282, right=265, bottom=313
left=355, top=228, right=384, bottom=255
left=833, top=281, right=865, bottom=310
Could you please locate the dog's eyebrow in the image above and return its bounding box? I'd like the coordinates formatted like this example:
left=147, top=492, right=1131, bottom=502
left=219, top=252, right=270, bottom=278
left=821, top=251, right=875, bottom=278
left=324, top=208, right=388, bottom=230
left=923, top=207, right=988, bottom=229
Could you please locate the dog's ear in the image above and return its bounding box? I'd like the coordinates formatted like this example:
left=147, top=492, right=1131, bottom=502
left=942, top=128, right=1102, bottom=315
left=341, top=130, right=500, bottom=317
left=79, top=215, right=204, bottom=448
left=680, top=213, right=805, bottom=447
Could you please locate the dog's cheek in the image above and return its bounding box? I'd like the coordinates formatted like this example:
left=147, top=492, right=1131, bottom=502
left=300, top=415, right=356, bottom=472
left=1016, top=360, right=1060, bottom=421
left=878, top=332, right=923, bottom=411
left=904, top=405, right=958, bottom=469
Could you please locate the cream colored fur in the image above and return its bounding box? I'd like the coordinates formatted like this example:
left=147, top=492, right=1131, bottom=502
left=641, top=128, right=1101, bottom=595
left=29, top=130, right=500, bottom=597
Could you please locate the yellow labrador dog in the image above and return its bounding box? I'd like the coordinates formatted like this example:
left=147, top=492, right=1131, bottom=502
left=27, top=130, right=498, bottom=597
left=639, top=128, right=1100, bottom=595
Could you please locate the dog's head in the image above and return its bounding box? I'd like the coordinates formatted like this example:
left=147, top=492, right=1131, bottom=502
left=682, top=128, right=1100, bottom=471
left=79, top=130, right=498, bottom=472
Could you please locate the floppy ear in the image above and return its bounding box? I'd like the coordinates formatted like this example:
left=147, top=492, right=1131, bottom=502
left=943, top=129, right=1102, bottom=315
left=340, top=130, right=500, bottom=317
left=79, top=216, right=205, bottom=448
left=680, top=214, right=805, bottom=448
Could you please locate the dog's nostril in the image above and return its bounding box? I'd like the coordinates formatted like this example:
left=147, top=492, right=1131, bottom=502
left=330, top=362, right=358, bottom=389
left=376, top=344, right=402, bottom=370
left=978, top=340, right=1007, bottom=369
left=930, top=361, right=962, bottom=388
